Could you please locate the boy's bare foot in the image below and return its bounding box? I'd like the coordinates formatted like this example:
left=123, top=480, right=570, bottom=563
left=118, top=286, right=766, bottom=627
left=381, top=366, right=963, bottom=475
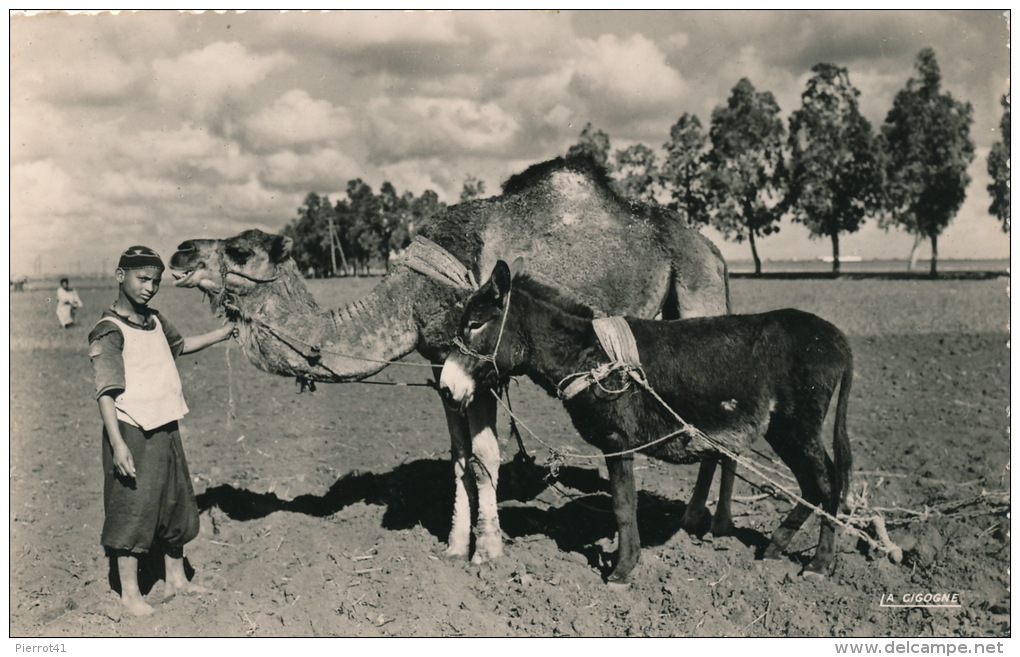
left=121, top=594, right=155, bottom=617
left=164, top=579, right=213, bottom=598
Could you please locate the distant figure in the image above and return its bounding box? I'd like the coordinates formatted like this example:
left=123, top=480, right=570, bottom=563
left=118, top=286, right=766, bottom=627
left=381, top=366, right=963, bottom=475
left=56, top=277, right=84, bottom=328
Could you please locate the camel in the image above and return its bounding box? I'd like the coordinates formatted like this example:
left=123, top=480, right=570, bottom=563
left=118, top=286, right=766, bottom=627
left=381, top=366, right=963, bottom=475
left=169, top=156, right=732, bottom=564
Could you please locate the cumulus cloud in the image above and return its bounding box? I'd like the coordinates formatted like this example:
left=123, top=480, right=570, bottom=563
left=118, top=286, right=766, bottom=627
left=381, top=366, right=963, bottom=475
left=242, top=89, right=355, bottom=152
left=569, top=34, right=687, bottom=117
left=259, top=148, right=363, bottom=194
left=152, top=41, right=294, bottom=124
left=11, top=160, right=92, bottom=223
left=365, top=96, right=519, bottom=161
left=8, top=10, right=1009, bottom=276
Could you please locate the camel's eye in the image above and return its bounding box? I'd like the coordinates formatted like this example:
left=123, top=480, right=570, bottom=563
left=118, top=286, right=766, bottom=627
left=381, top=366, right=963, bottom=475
left=224, top=245, right=252, bottom=265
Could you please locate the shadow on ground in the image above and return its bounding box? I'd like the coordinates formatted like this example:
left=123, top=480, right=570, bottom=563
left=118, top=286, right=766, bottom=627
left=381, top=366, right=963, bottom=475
left=196, top=457, right=771, bottom=579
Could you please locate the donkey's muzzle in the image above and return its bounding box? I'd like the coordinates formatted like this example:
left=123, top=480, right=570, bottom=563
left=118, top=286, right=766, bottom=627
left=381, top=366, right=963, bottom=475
left=439, top=355, right=476, bottom=411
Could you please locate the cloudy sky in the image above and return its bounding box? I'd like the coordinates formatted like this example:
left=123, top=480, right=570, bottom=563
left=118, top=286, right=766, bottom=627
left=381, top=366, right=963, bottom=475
left=9, top=9, right=1011, bottom=277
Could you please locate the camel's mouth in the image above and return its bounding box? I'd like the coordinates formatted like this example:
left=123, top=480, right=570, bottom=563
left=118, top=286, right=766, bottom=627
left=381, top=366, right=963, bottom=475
left=169, top=263, right=221, bottom=293
left=170, top=267, right=198, bottom=287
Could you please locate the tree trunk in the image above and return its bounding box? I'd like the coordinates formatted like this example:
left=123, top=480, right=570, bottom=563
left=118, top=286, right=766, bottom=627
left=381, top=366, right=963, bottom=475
left=929, top=233, right=939, bottom=279
left=831, top=232, right=841, bottom=276
left=907, top=233, right=924, bottom=271
left=749, top=230, right=762, bottom=276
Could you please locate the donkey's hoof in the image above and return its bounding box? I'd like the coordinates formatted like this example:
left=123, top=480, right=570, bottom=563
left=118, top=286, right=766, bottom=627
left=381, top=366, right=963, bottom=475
left=761, top=545, right=784, bottom=561
left=443, top=546, right=471, bottom=562
left=471, top=534, right=504, bottom=563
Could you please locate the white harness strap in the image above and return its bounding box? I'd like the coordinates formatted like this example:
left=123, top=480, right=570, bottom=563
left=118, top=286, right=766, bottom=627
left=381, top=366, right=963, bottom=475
left=559, top=316, right=642, bottom=401
left=397, top=236, right=478, bottom=291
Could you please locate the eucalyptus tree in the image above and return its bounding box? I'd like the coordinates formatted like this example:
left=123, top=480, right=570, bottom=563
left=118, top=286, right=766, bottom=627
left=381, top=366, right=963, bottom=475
left=787, top=63, right=883, bottom=275
left=659, top=113, right=710, bottom=225
left=611, top=143, right=659, bottom=203
left=880, top=48, right=975, bottom=277
left=282, top=192, right=340, bottom=277
left=566, top=122, right=611, bottom=168
left=459, top=175, right=487, bottom=203
left=705, top=78, right=788, bottom=276
left=987, top=93, right=1010, bottom=233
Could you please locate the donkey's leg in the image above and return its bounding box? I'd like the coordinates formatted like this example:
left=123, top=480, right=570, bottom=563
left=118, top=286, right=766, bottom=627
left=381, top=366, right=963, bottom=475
left=801, top=439, right=839, bottom=578
left=710, top=456, right=737, bottom=536
left=680, top=459, right=717, bottom=531
left=466, top=391, right=503, bottom=563
left=762, top=417, right=814, bottom=560
left=762, top=415, right=833, bottom=575
left=441, top=398, right=475, bottom=561
left=605, top=453, right=640, bottom=584
left=763, top=501, right=815, bottom=563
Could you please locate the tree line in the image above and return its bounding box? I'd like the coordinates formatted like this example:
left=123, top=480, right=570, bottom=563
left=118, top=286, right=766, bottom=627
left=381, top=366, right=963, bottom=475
left=283, top=47, right=1008, bottom=278
left=280, top=169, right=491, bottom=277
left=569, top=48, right=1008, bottom=277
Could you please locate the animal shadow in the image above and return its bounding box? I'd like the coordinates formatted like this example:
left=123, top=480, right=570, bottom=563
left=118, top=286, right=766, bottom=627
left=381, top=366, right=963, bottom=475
left=196, top=457, right=769, bottom=576
left=195, top=456, right=565, bottom=543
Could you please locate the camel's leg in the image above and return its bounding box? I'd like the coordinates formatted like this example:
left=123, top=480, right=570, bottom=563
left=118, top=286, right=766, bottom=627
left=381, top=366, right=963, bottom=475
left=466, top=391, right=502, bottom=563
left=441, top=397, right=475, bottom=560
left=710, top=456, right=737, bottom=536
left=681, top=459, right=717, bottom=531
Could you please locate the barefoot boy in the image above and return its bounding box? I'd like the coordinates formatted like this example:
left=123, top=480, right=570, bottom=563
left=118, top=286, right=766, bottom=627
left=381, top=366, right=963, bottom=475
left=87, top=246, right=234, bottom=616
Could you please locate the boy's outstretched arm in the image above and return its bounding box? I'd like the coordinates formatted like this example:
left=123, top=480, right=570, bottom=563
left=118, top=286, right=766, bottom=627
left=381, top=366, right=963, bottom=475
left=98, top=393, right=135, bottom=478
left=181, top=323, right=236, bottom=355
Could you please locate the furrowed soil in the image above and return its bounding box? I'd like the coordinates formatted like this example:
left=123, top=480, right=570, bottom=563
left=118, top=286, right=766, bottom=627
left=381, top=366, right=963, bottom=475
left=9, top=275, right=1011, bottom=638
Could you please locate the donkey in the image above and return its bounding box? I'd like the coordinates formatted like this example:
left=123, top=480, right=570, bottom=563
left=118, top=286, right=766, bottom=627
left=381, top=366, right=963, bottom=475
left=440, top=260, right=854, bottom=584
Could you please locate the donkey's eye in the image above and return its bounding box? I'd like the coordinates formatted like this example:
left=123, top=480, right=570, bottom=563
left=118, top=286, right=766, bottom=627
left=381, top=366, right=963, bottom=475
left=467, top=320, right=485, bottom=331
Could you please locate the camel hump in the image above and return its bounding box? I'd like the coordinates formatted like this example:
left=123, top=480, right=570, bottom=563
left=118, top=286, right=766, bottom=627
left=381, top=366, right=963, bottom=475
left=501, top=154, right=616, bottom=198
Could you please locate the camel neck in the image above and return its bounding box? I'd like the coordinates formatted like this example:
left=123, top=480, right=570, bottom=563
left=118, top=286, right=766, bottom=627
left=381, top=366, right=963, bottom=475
left=232, top=265, right=422, bottom=383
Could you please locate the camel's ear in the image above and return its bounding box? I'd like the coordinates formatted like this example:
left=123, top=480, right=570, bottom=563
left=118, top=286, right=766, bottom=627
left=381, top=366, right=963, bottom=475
left=508, top=256, right=525, bottom=278
left=489, top=260, right=513, bottom=305
left=269, top=235, right=293, bottom=263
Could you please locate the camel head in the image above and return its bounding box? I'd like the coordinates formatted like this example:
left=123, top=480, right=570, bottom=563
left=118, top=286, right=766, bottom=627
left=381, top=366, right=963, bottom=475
left=215, top=229, right=294, bottom=296
left=169, top=238, right=223, bottom=293
left=170, top=229, right=294, bottom=296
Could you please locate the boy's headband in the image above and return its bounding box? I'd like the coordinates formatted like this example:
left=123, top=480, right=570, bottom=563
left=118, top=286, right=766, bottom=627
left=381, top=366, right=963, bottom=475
left=118, top=246, right=165, bottom=271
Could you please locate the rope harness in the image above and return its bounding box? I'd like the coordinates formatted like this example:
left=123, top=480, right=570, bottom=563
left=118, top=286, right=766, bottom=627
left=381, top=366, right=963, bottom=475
left=462, top=314, right=905, bottom=557
left=216, top=241, right=1004, bottom=561
left=225, top=235, right=483, bottom=384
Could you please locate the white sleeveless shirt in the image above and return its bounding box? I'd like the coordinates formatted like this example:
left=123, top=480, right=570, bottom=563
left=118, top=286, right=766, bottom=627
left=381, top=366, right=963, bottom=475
left=97, top=315, right=190, bottom=430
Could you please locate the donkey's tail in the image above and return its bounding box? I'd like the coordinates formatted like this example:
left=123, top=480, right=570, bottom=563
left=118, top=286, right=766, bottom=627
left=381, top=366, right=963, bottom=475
left=833, top=357, right=854, bottom=504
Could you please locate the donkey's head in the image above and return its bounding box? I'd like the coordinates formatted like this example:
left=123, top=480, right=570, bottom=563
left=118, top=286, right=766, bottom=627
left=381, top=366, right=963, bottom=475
left=440, top=258, right=526, bottom=409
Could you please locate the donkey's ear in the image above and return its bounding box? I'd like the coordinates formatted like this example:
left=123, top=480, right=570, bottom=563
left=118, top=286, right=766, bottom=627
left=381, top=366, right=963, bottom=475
left=508, top=256, right=525, bottom=278
left=490, top=260, right=513, bottom=302
left=269, top=235, right=293, bottom=263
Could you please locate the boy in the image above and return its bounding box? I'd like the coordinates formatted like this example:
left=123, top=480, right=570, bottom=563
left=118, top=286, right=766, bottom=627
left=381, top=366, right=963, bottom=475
left=88, top=246, right=234, bottom=616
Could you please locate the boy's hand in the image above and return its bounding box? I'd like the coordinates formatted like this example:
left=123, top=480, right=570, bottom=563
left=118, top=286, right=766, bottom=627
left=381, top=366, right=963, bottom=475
left=221, top=323, right=238, bottom=342
left=112, top=443, right=137, bottom=478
